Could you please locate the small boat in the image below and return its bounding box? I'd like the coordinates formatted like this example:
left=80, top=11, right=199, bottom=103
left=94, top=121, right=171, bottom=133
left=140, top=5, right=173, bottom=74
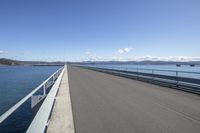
left=176, top=64, right=181, bottom=67
left=190, top=64, right=195, bottom=67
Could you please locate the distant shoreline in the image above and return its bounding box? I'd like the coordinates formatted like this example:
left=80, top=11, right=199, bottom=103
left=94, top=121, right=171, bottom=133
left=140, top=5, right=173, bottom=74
left=0, top=64, right=64, bottom=66
left=1, top=58, right=200, bottom=66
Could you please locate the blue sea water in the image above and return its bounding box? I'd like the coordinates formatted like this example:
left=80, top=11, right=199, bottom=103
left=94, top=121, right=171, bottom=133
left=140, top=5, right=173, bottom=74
left=88, top=64, right=200, bottom=79
left=0, top=66, right=60, bottom=132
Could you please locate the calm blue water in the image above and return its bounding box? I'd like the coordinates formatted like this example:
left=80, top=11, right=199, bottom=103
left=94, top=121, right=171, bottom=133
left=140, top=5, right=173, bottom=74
left=0, top=66, right=60, bottom=115
left=0, top=66, right=60, bottom=133
left=88, top=64, right=200, bottom=79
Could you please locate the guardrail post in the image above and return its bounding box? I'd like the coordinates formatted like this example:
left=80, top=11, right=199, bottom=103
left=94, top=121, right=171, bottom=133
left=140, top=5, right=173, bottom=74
left=53, top=75, right=55, bottom=83
left=176, top=71, right=179, bottom=87
left=152, top=69, right=154, bottom=81
left=43, top=84, right=46, bottom=96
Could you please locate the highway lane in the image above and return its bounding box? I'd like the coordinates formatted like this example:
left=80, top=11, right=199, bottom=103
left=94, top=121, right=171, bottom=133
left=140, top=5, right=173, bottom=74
left=68, top=66, right=200, bottom=133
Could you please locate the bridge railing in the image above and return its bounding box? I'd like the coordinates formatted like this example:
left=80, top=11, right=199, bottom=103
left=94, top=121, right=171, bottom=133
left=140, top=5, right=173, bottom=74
left=80, top=65, right=200, bottom=94
left=26, top=65, right=66, bottom=133
left=0, top=66, right=64, bottom=125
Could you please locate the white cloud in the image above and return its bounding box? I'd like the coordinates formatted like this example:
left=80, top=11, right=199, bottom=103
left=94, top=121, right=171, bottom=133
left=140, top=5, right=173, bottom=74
left=124, top=48, right=132, bottom=52
left=83, top=48, right=200, bottom=62
left=85, top=51, right=102, bottom=61
left=117, top=47, right=132, bottom=55
left=0, top=50, right=7, bottom=54
left=117, top=49, right=124, bottom=54
left=112, top=47, right=133, bottom=61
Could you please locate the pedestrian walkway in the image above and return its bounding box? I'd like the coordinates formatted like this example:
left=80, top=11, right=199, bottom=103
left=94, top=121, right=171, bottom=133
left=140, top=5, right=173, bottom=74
left=47, top=66, right=74, bottom=133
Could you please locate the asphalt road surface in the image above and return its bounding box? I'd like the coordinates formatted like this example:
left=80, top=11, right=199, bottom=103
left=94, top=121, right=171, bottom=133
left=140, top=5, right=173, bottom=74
left=68, top=66, right=200, bottom=133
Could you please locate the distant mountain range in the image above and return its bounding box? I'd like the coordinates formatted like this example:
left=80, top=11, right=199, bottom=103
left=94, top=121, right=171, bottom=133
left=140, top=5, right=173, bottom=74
left=0, top=58, right=20, bottom=65
left=1, top=58, right=200, bottom=66
left=0, top=58, right=65, bottom=66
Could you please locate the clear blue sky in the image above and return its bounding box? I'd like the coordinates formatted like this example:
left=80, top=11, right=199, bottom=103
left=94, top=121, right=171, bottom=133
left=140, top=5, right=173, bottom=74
left=0, top=0, right=200, bottom=61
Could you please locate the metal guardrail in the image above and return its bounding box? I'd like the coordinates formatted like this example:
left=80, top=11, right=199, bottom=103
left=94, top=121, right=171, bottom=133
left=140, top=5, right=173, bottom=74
left=80, top=65, right=200, bottom=94
left=0, top=66, right=64, bottom=124
left=26, top=65, right=66, bottom=133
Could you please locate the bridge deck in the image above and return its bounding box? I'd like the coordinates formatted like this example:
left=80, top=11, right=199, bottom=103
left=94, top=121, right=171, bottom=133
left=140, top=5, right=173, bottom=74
left=68, top=66, right=200, bottom=133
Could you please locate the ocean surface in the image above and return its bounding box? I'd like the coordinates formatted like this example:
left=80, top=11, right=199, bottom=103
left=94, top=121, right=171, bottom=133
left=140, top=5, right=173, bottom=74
left=88, top=64, right=200, bottom=79
left=0, top=66, right=61, bottom=133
